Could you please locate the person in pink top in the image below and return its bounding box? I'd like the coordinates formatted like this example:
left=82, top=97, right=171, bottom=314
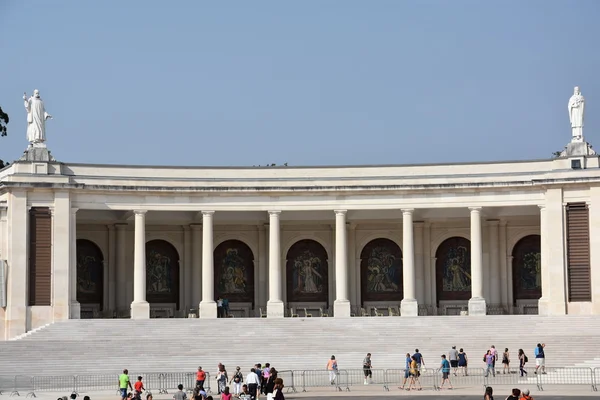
left=326, top=355, right=338, bottom=385
left=489, top=345, right=498, bottom=374
left=220, top=387, right=232, bottom=400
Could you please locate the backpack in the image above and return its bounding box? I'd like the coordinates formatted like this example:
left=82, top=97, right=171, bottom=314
left=524, top=355, right=529, bottom=363
left=483, top=354, right=487, bottom=362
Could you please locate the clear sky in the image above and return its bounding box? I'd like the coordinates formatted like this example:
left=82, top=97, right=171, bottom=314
left=1, top=1, right=599, bottom=167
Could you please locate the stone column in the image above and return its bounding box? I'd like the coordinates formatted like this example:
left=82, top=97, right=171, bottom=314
left=107, top=224, right=116, bottom=313
left=183, top=226, right=192, bottom=312
left=348, top=223, right=357, bottom=310
left=488, top=220, right=500, bottom=305
left=131, top=210, right=149, bottom=319
left=267, top=211, right=284, bottom=317
left=401, top=209, right=418, bottom=316
left=5, top=190, right=28, bottom=338
left=498, top=220, right=508, bottom=308
left=423, top=222, right=433, bottom=306
left=199, top=211, right=217, bottom=318
left=70, top=208, right=80, bottom=319
left=468, top=207, right=486, bottom=315
left=538, top=189, right=567, bottom=316
left=190, top=224, right=202, bottom=310
left=257, top=224, right=267, bottom=311
left=507, top=256, right=514, bottom=310
left=115, top=223, right=127, bottom=316
left=333, top=210, right=351, bottom=317
left=414, top=221, right=425, bottom=305
left=51, top=192, right=72, bottom=321
left=589, top=189, right=600, bottom=314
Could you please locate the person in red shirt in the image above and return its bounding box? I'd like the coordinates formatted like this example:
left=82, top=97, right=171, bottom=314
left=134, top=376, right=145, bottom=400
left=196, top=367, right=206, bottom=388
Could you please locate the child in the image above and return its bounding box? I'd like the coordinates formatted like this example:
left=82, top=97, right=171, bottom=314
left=221, top=387, right=232, bottom=400
left=134, top=376, right=145, bottom=400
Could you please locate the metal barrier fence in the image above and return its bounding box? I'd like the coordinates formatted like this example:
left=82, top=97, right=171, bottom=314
left=1, top=367, right=599, bottom=396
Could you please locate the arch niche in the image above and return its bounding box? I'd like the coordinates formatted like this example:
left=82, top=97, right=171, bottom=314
left=436, top=236, right=472, bottom=303
left=214, top=239, right=255, bottom=304
left=146, top=239, right=180, bottom=309
left=512, top=234, right=541, bottom=304
left=76, top=239, right=104, bottom=309
left=360, top=238, right=403, bottom=303
left=286, top=239, right=328, bottom=303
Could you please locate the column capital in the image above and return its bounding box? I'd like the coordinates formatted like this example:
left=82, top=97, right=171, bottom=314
left=201, top=211, right=215, bottom=216
left=115, top=223, right=128, bottom=230
left=538, top=204, right=546, bottom=210
left=70, top=207, right=79, bottom=215
left=486, top=219, right=500, bottom=226
left=334, top=210, right=347, bottom=216
left=107, top=224, right=115, bottom=232
left=268, top=210, right=281, bottom=216
left=189, top=223, right=203, bottom=230
left=182, top=225, right=191, bottom=232
left=401, top=208, right=414, bottom=214
left=133, top=209, right=147, bottom=215
left=49, top=206, right=55, bottom=216
left=468, top=206, right=482, bottom=212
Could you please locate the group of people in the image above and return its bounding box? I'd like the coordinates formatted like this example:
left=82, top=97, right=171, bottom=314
left=481, top=344, right=546, bottom=378
left=118, top=365, right=284, bottom=400
left=484, top=386, right=534, bottom=400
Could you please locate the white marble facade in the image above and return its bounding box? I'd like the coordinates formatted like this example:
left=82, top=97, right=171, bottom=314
left=1, top=151, right=600, bottom=340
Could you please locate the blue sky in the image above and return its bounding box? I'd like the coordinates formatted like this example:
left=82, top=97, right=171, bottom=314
left=1, top=1, right=599, bottom=166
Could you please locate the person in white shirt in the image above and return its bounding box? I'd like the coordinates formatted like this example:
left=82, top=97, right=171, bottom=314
left=246, top=368, right=260, bottom=400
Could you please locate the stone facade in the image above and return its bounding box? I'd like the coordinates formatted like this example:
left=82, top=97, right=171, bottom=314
left=1, top=150, right=600, bottom=339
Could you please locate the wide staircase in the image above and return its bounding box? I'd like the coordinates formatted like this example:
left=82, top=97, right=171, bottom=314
left=1, top=315, right=599, bottom=377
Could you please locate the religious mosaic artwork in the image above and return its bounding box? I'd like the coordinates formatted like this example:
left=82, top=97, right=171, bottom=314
left=76, top=239, right=104, bottom=306
left=286, top=239, right=328, bottom=302
left=365, top=245, right=401, bottom=293
left=360, top=238, right=403, bottom=302
left=292, top=250, right=325, bottom=294
left=214, top=240, right=254, bottom=302
left=145, top=240, right=179, bottom=307
left=512, top=235, right=541, bottom=300
left=146, top=249, right=173, bottom=294
left=436, top=237, right=471, bottom=301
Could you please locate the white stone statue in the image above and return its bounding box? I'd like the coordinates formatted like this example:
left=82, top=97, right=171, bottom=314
left=568, top=86, right=585, bottom=142
left=23, top=90, right=52, bottom=147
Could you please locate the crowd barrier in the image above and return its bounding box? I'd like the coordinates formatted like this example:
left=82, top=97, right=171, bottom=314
left=0, top=367, right=598, bottom=396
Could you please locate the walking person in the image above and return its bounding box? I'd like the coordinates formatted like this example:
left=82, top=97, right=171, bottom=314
left=230, top=367, right=243, bottom=396
left=413, top=349, right=425, bottom=370
left=119, top=369, right=133, bottom=400
left=438, top=355, right=453, bottom=390
left=246, top=369, right=260, bottom=400
left=196, top=367, right=206, bottom=389
left=363, top=353, right=372, bottom=385
left=458, top=348, right=468, bottom=376
left=534, top=343, right=546, bottom=374
left=518, top=349, right=528, bottom=377
left=134, top=377, right=145, bottom=400
left=484, top=350, right=496, bottom=378
left=448, top=346, right=459, bottom=376
left=326, top=355, right=338, bottom=385
left=217, top=297, right=224, bottom=318
left=216, top=365, right=228, bottom=394
left=502, top=348, right=510, bottom=374
left=407, top=356, right=422, bottom=391
left=399, top=353, right=411, bottom=390
left=489, top=345, right=498, bottom=374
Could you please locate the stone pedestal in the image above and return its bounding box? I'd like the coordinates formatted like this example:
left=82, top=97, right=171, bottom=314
left=468, top=297, right=487, bottom=316
left=560, top=141, right=596, bottom=157
left=401, top=298, right=418, bottom=316
left=334, top=300, right=351, bottom=317
left=199, top=301, right=217, bottom=318
left=19, top=146, right=56, bottom=162
left=267, top=300, right=285, bottom=318
left=130, top=301, right=150, bottom=319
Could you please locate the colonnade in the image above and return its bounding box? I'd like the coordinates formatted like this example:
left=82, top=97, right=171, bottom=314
left=123, top=207, right=494, bottom=318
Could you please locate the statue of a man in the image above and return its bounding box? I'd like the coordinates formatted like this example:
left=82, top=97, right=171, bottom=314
left=568, top=86, right=585, bottom=142
left=23, top=89, right=52, bottom=147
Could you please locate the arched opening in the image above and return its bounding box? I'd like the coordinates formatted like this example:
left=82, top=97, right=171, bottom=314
left=512, top=235, right=541, bottom=304
left=436, top=236, right=471, bottom=303
left=286, top=239, right=328, bottom=303
left=214, top=240, right=255, bottom=304
left=76, top=239, right=104, bottom=310
left=360, top=238, right=403, bottom=303
left=146, top=239, right=180, bottom=309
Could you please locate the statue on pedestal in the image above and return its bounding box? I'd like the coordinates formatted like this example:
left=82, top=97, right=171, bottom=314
left=23, top=90, right=52, bottom=148
left=568, top=86, right=585, bottom=142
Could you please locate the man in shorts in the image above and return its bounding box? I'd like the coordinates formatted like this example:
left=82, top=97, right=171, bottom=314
left=438, top=355, right=453, bottom=389
left=119, top=369, right=133, bottom=400
left=363, top=353, right=372, bottom=385
left=448, top=346, right=459, bottom=376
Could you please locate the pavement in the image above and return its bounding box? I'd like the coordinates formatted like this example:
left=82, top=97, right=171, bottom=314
left=13, top=385, right=598, bottom=400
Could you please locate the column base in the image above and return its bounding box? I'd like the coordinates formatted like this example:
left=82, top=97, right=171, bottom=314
left=537, top=298, right=566, bottom=316
left=400, top=299, right=418, bottom=316
left=267, top=300, right=285, bottom=318
left=70, top=302, right=81, bottom=319
left=130, top=301, right=150, bottom=319
left=333, top=300, right=351, bottom=317
left=468, top=297, right=487, bottom=316
left=199, top=301, right=217, bottom=319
